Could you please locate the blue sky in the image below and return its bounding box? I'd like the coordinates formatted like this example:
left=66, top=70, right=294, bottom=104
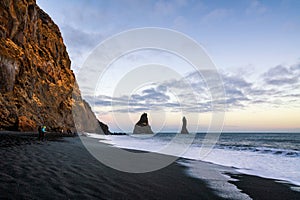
left=37, top=0, right=300, bottom=132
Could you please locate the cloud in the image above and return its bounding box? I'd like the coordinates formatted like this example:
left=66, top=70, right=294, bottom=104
left=59, top=25, right=104, bottom=71
left=246, top=0, right=268, bottom=15
left=153, top=0, right=188, bottom=16
left=201, top=8, right=231, bottom=24
left=263, top=65, right=299, bottom=85
left=265, top=76, right=298, bottom=85
left=154, top=0, right=176, bottom=15
left=264, top=65, right=291, bottom=77
left=61, top=25, right=103, bottom=50
left=172, top=15, right=188, bottom=31
left=249, top=64, right=300, bottom=106
left=86, top=87, right=179, bottom=114
left=85, top=62, right=300, bottom=115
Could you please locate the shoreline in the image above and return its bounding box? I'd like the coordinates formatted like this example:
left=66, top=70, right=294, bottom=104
left=227, top=173, right=300, bottom=200
left=0, top=132, right=299, bottom=199
left=0, top=132, right=221, bottom=199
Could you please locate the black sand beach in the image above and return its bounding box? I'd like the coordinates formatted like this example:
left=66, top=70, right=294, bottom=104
left=0, top=132, right=299, bottom=200
left=228, top=173, right=300, bottom=200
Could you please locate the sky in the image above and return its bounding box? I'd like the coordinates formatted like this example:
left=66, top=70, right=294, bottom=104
left=37, top=0, right=300, bottom=132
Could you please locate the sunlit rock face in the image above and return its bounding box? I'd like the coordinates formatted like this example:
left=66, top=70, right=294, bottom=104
left=0, top=0, right=109, bottom=133
left=133, top=113, right=153, bottom=134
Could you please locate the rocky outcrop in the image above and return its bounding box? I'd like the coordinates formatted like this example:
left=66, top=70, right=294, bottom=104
left=133, top=113, right=153, bottom=134
left=180, top=116, right=189, bottom=134
left=0, top=0, right=109, bottom=133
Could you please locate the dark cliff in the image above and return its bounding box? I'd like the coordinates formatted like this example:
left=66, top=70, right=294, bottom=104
left=0, top=0, right=109, bottom=134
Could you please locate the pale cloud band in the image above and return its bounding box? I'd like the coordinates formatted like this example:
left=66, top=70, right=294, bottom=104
left=89, top=63, right=300, bottom=115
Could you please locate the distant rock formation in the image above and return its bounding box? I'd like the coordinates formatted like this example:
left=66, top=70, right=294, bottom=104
left=0, top=0, right=109, bottom=134
left=180, top=116, right=189, bottom=134
left=133, top=113, right=153, bottom=134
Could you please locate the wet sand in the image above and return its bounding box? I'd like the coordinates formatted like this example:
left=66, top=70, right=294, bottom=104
left=0, top=132, right=299, bottom=200
left=228, top=173, right=300, bottom=200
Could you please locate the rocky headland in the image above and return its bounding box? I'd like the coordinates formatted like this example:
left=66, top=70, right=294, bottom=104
left=0, top=0, right=109, bottom=134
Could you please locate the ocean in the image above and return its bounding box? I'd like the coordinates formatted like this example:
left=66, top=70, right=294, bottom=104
left=87, top=132, right=300, bottom=187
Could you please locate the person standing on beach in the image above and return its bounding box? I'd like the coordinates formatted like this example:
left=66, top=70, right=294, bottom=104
left=38, top=125, right=46, bottom=140
left=41, top=126, right=46, bottom=139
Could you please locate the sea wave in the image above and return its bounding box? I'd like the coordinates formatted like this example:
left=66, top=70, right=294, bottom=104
left=216, top=145, right=300, bottom=157
left=86, top=133, right=300, bottom=186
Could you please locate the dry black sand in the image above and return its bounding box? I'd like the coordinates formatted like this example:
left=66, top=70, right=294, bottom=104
left=0, top=132, right=299, bottom=200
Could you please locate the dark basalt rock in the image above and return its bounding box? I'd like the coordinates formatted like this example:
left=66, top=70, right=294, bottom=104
left=133, top=113, right=153, bottom=134
left=136, top=113, right=149, bottom=126
left=180, top=116, right=189, bottom=134
left=0, top=0, right=110, bottom=134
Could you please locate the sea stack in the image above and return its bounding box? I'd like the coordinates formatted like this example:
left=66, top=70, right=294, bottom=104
left=180, top=116, right=189, bottom=134
left=0, top=0, right=109, bottom=134
left=133, top=113, right=153, bottom=134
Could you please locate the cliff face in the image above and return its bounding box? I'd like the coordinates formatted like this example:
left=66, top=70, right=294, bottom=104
left=0, top=0, right=109, bottom=133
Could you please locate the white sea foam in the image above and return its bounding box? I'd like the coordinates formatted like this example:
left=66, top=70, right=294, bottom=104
left=201, top=148, right=300, bottom=186
left=178, top=160, right=252, bottom=200
left=87, top=134, right=300, bottom=187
